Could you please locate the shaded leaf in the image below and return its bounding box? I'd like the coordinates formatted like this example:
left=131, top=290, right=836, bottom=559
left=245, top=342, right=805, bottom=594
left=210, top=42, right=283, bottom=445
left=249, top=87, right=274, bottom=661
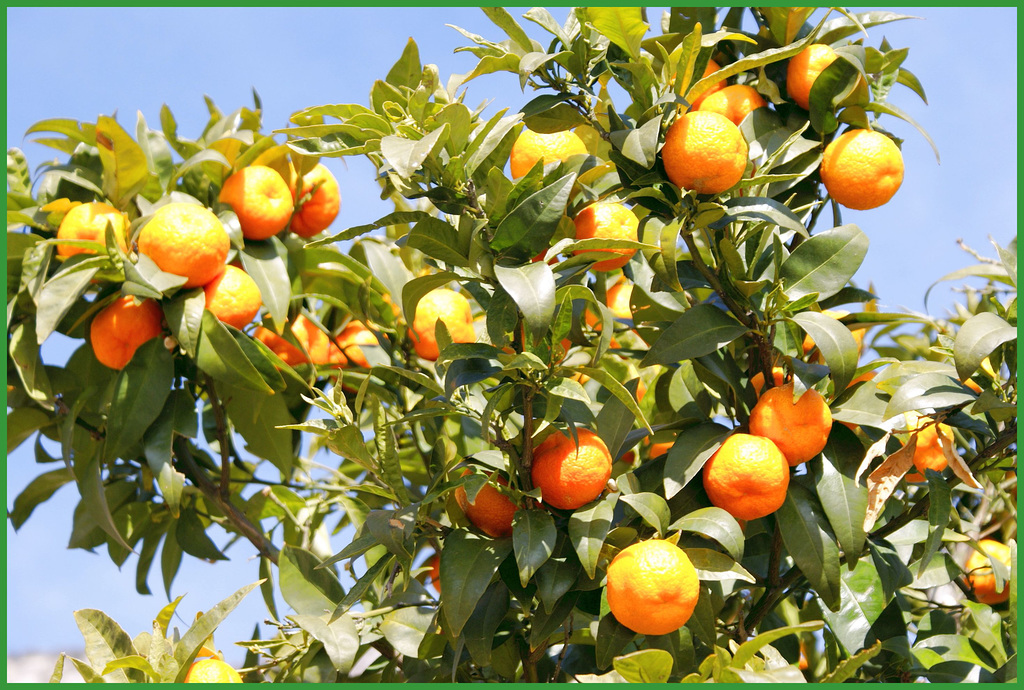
left=494, top=262, right=555, bottom=344
left=642, top=304, right=747, bottom=367
left=778, top=482, right=841, bottom=610
left=440, top=530, right=512, bottom=637
left=953, top=312, right=1016, bottom=382
left=104, top=339, right=173, bottom=461
left=512, top=509, right=557, bottom=587
left=670, top=507, right=744, bottom=562
left=569, top=493, right=616, bottom=579
left=780, top=224, right=868, bottom=301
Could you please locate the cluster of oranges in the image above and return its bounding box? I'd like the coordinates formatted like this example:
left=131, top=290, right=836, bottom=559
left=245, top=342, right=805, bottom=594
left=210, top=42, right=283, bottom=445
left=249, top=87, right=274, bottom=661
left=55, top=161, right=342, bottom=372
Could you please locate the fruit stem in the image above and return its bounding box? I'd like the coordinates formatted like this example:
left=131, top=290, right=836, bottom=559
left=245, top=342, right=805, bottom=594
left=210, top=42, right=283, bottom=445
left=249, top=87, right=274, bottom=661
left=520, top=386, right=536, bottom=492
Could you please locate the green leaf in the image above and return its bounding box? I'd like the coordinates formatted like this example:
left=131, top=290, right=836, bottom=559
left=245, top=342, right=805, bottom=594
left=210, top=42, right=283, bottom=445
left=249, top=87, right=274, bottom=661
left=222, top=384, right=296, bottom=477
left=96, top=115, right=149, bottom=206
left=462, top=582, right=510, bottom=666
left=104, top=339, right=173, bottom=460
left=291, top=613, right=359, bottom=673
left=10, top=466, right=74, bottom=530
left=162, top=288, right=205, bottom=358
left=72, top=447, right=133, bottom=553
left=917, top=470, right=952, bottom=578
left=490, top=172, right=576, bottom=259
left=172, top=582, right=259, bottom=680
left=386, top=37, right=421, bottom=88
left=953, top=312, right=1016, bottom=382
left=195, top=310, right=273, bottom=394
left=663, top=423, right=731, bottom=498
left=912, top=634, right=997, bottom=672
left=494, top=262, right=555, bottom=344
left=380, top=125, right=448, bottom=178
left=512, top=509, right=557, bottom=587
left=569, top=493, right=616, bottom=579
left=529, top=589, right=580, bottom=650
left=379, top=606, right=435, bottom=660
left=440, top=530, right=513, bottom=637
left=610, top=116, right=662, bottom=169
left=641, top=304, right=747, bottom=367
left=821, top=640, right=882, bottom=682
left=35, top=260, right=101, bottom=344
left=332, top=552, right=393, bottom=616
left=683, top=548, right=755, bottom=584
left=778, top=482, right=841, bottom=611
left=101, top=655, right=160, bottom=681
left=596, top=613, right=637, bottom=670
left=586, top=6, right=647, bottom=60
left=401, top=270, right=460, bottom=329
left=574, top=367, right=652, bottom=435
left=175, top=505, right=226, bottom=561
left=7, top=406, right=53, bottom=454
left=709, top=197, right=808, bottom=238
left=239, top=238, right=290, bottom=331
left=374, top=402, right=409, bottom=504
left=790, top=311, right=859, bottom=392
left=620, top=492, right=671, bottom=536
left=731, top=621, right=823, bottom=669
left=73, top=609, right=140, bottom=682
left=279, top=545, right=346, bottom=617
left=407, top=216, right=469, bottom=267
left=670, top=507, right=744, bottom=562
left=464, top=110, right=521, bottom=181
left=863, top=100, right=939, bottom=163
left=819, top=558, right=887, bottom=655
left=732, top=666, right=808, bottom=683
left=614, top=648, right=674, bottom=683
left=814, top=451, right=867, bottom=568
left=482, top=7, right=536, bottom=53
left=780, top=224, right=869, bottom=301
left=884, top=372, right=975, bottom=419
left=10, top=320, right=54, bottom=408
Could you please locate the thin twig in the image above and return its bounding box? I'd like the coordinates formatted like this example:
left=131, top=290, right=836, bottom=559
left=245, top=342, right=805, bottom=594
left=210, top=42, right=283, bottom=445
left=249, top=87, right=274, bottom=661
left=203, top=375, right=232, bottom=499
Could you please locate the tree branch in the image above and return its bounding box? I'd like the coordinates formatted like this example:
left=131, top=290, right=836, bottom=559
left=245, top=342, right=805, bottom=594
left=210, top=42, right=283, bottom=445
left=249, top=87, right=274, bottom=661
left=203, top=375, right=232, bottom=499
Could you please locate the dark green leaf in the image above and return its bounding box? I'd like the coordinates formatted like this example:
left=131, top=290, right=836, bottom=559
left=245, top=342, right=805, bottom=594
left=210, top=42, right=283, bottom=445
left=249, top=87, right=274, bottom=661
left=440, top=530, right=513, bottom=637
left=917, top=470, right=951, bottom=578
left=709, top=197, right=808, bottom=238
left=670, top=507, right=744, bottom=562
left=10, top=320, right=54, bottom=408
left=279, top=545, right=346, bottom=617
left=239, top=238, right=290, bottom=331
left=569, top=493, right=615, bottom=579
left=663, top=423, right=731, bottom=498
left=684, top=548, right=755, bottom=583
left=374, top=402, right=409, bottom=504
left=332, top=553, right=393, bottom=616
left=494, top=262, right=555, bottom=344
left=407, top=216, right=469, bottom=267
left=790, top=311, right=859, bottom=393
left=512, top=509, right=557, bottom=587
left=35, top=261, right=101, bottom=344
left=7, top=406, right=53, bottom=454
left=379, top=606, right=434, bottom=660
left=780, top=224, right=868, bottom=301
left=641, top=304, right=747, bottom=367
left=596, top=612, right=637, bottom=670
left=778, top=482, right=841, bottom=611
left=462, top=582, right=510, bottom=666
left=222, top=384, right=296, bottom=477
left=491, top=173, right=576, bottom=258
left=195, top=310, right=273, bottom=394
left=104, top=339, right=173, bottom=460
left=884, top=372, right=975, bottom=419
left=175, top=505, right=226, bottom=561
left=10, top=466, right=74, bottom=530
left=620, top=492, right=670, bottom=536
left=815, top=452, right=867, bottom=567
left=162, top=288, right=204, bottom=358
left=819, top=557, right=886, bottom=655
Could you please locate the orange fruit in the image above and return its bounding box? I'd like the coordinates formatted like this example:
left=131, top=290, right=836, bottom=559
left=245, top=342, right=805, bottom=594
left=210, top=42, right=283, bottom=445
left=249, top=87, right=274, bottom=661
left=749, top=383, right=832, bottom=466
left=454, top=470, right=518, bottom=538
left=254, top=315, right=344, bottom=368
left=290, top=164, right=341, bottom=238
left=335, top=321, right=377, bottom=369
left=786, top=43, right=868, bottom=110
left=203, top=265, right=261, bottom=330
left=606, top=539, right=700, bottom=636
left=695, top=84, right=767, bottom=126
left=902, top=412, right=954, bottom=483
left=531, top=428, right=612, bottom=510
left=509, top=127, right=588, bottom=180
left=750, top=366, right=787, bottom=395
left=820, top=129, right=904, bottom=211
left=90, top=296, right=164, bottom=370
left=428, top=553, right=442, bottom=594
left=702, top=433, right=790, bottom=521
left=137, top=203, right=229, bottom=288
left=648, top=441, right=673, bottom=460
left=620, top=450, right=636, bottom=465
left=218, top=165, right=293, bottom=240
left=964, top=539, right=1012, bottom=605
left=573, top=202, right=639, bottom=272
left=409, top=288, right=475, bottom=361
left=605, top=281, right=634, bottom=321
left=662, top=111, right=748, bottom=195
left=55, top=201, right=129, bottom=257
left=184, top=658, right=242, bottom=683
left=684, top=59, right=726, bottom=110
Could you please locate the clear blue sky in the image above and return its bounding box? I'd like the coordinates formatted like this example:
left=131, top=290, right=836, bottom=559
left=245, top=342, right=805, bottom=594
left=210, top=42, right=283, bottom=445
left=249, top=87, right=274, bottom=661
left=6, top=7, right=1017, bottom=663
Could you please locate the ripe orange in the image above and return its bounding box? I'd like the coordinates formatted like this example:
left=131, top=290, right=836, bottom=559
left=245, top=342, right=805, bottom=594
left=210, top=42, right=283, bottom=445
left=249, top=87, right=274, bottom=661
left=695, top=84, right=767, bottom=126
left=684, top=59, right=726, bottom=110
left=90, top=296, right=164, bottom=370
left=531, top=428, right=612, bottom=510
left=702, top=433, right=790, bottom=520
left=184, top=658, right=242, bottom=683
left=254, top=315, right=344, bottom=368
left=901, top=412, right=954, bottom=483
left=573, top=202, right=639, bottom=272
left=55, top=201, right=129, bottom=257
left=605, top=539, right=700, bottom=636
left=605, top=281, right=634, bottom=321
left=454, top=470, right=518, bottom=538
left=428, top=553, right=441, bottom=594
left=964, top=539, right=1012, bottom=605
left=509, top=127, right=588, bottom=180
left=820, top=129, right=904, bottom=211
left=290, top=164, right=341, bottom=238
left=750, top=366, right=787, bottom=395
left=648, top=441, right=673, bottom=460
left=786, top=43, right=868, bottom=110
left=218, top=165, right=294, bottom=240
left=137, top=203, right=229, bottom=288
left=749, top=383, right=832, bottom=466
left=335, top=321, right=377, bottom=369
left=409, top=288, right=476, bottom=361
left=203, top=265, right=261, bottom=330
left=662, top=111, right=748, bottom=195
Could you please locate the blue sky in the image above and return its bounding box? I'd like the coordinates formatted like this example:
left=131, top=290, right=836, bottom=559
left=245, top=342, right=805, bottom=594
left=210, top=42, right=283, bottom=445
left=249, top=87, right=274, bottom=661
left=6, top=7, right=1017, bottom=663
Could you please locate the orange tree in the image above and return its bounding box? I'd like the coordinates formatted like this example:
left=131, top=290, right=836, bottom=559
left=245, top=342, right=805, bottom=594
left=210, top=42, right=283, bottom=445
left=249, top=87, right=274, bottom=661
left=6, top=6, right=1017, bottom=683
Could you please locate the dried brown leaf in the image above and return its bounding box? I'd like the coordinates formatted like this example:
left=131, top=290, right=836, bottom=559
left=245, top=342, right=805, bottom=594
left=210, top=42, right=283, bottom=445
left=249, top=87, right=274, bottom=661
left=855, top=431, right=892, bottom=484
left=863, top=435, right=917, bottom=531
left=937, top=428, right=981, bottom=489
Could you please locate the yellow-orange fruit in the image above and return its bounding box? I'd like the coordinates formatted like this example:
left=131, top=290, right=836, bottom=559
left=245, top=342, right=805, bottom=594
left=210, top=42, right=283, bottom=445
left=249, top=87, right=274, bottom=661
left=90, top=296, right=164, bottom=370
left=696, top=84, right=767, bottom=126
left=218, top=165, right=294, bottom=240
left=203, top=265, right=261, bottom=329
left=56, top=201, right=129, bottom=257
left=409, top=288, right=475, bottom=361
left=509, top=127, right=588, bottom=179
left=137, top=203, right=230, bottom=288
left=184, top=658, right=242, bottom=683
left=454, top=471, right=518, bottom=538
left=702, top=433, right=789, bottom=521
left=786, top=43, right=869, bottom=110
left=749, top=383, right=833, bottom=465
left=750, top=367, right=787, bottom=395
left=662, top=111, right=748, bottom=195
left=820, top=129, right=904, bottom=211
left=335, top=321, right=377, bottom=369
left=573, top=202, right=639, bottom=272
left=254, top=315, right=345, bottom=368
left=290, top=164, right=341, bottom=238
left=531, top=428, right=612, bottom=510
left=606, top=539, right=700, bottom=636
left=964, top=539, right=1012, bottom=605
left=902, top=413, right=954, bottom=483
left=684, top=59, right=726, bottom=110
